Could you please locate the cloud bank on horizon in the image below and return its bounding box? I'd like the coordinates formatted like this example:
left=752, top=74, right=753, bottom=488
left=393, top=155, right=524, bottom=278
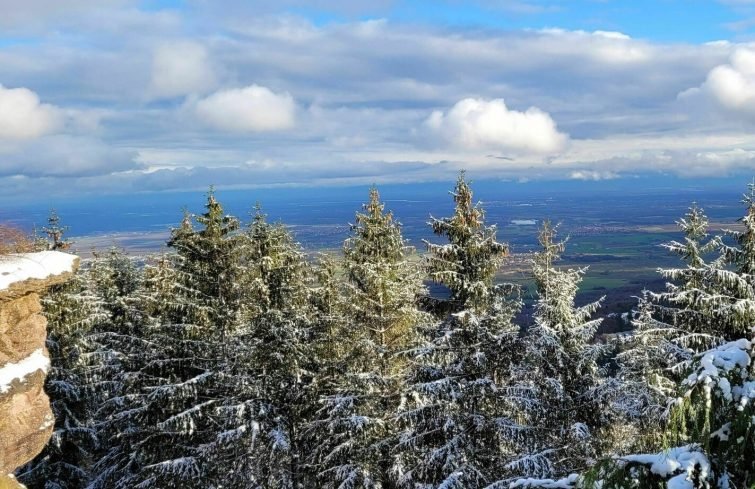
left=1, top=0, right=755, bottom=199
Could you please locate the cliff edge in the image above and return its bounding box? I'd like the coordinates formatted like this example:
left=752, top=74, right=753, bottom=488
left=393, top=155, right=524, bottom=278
left=0, top=252, right=78, bottom=488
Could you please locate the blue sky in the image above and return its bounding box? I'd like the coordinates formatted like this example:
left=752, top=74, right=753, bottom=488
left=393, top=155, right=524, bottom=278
left=287, top=0, right=746, bottom=43
left=0, top=0, right=754, bottom=201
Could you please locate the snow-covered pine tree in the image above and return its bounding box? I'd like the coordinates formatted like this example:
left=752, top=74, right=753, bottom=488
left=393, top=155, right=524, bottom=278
left=309, top=253, right=348, bottom=374
left=584, top=193, right=755, bottom=489
left=726, top=182, right=755, bottom=276
left=507, top=221, right=609, bottom=482
left=137, top=254, right=180, bottom=324
left=201, top=204, right=315, bottom=487
left=655, top=203, right=727, bottom=343
left=89, top=190, right=247, bottom=488
left=717, top=182, right=755, bottom=336
left=307, top=188, right=428, bottom=488
left=395, top=172, right=523, bottom=488
left=645, top=191, right=755, bottom=356
left=615, top=200, right=752, bottom=443
left=41, top=209, right=72, bottom=251
left=610, top=205, right=725, bottom=446
left=89, top=248, right=142, bottom=333
left=17, top=264, right=104, bottom=489
left=168, top=192, right=245, bottom=338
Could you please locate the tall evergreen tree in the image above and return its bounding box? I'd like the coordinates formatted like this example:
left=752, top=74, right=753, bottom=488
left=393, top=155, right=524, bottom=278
left=656, top=203, right=727, bottom=342
left=591, top=192, right=755, bottom=489
left=611, top=205, right=725, bottom=445
left=395, top=173, right=523, bottom=488
left=212, top=205, right=314, bottom=487
left=508, top=221, right=610, bottom=481
left=167, top=192, right=245, bottom=339
left=616, top=199, right=750, bottom=441
left=716, top=182, right=755, bottom=336
left=90, top=190, right=246, bottom=488
left=89, top=248, right=142, bottom=333
left=307, top=188, right=428, bottom=488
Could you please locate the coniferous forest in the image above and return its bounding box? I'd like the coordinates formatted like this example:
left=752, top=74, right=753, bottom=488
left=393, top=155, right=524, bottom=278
left=14, top=174, right=755, bottom=489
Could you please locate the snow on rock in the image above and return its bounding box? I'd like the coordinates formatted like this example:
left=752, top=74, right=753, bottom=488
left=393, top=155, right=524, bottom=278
left=0, top=348, right=49, bottom=393
left=0, top=251, right=78, bottom=292
left=619, top=445, right=710, bottom=489
left=0, top=255, right=73, bottom=482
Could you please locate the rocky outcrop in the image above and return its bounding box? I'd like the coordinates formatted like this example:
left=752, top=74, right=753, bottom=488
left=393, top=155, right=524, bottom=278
left=0, top=252, right=78, bottom=488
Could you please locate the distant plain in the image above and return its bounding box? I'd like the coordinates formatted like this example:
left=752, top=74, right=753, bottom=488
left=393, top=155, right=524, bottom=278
left=2, top=178, right=749, bottom=331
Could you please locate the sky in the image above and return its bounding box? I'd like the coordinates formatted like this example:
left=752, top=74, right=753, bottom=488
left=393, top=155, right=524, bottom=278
left=2, top=0, right=755, bottom=202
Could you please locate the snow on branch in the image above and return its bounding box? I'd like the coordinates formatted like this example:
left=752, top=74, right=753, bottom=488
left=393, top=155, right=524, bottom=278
left=507, top=473, right=579, bottom=488
left=617, top=445, right=710, bottom=489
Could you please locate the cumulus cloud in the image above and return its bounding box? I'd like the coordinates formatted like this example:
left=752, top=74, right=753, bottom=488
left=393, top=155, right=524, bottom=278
left=195, top=85, right=296, bottom=132
left=685, top=48, right=755, bottom=119
left=0, top=85, right=61, bottom=140
left=0, top=8, right=751, bottom=198
left=149, top=41, right=217, bottom=99
left=425, top=98, right=568, bottom=154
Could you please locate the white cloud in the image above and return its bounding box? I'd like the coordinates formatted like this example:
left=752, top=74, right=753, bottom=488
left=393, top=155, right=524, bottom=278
left=0, top=85, right=61, bottom=140
left=195, top=85, right=296, bottom=132
left=0, top=11, right=750, bottom=196
left=0, top=0, right=130, bottom=30
left=149, top=41, right=217, bottom=99
left=688, top=47, right=755, bottom=118
left=425, top=97, right=568, bottom=154
left=569, top=170, right=619, bottom=181
left=0, top=136, right=138, bottom=177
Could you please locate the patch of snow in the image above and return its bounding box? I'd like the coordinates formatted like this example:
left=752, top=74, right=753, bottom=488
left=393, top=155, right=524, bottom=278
left=710, top=422, right=731, bottom=442
left=619, top=445, right=710, bottom=488
left=510, top=474, right=579, bottom=488
left=0, top=348, right=50, bottom=393
left=38, top=412, right=55, bottom=431
left=689, top=339, right=751, bottom=383
left=0, top=251, right=77, bottom=291
left=684, top=338, right=753, bottom=406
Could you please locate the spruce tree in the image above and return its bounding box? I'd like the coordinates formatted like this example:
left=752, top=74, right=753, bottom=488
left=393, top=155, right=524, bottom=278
left=89, top=248, right=142, bottom=333
left=41, top=209, right=72, bottom=251
left=611, top=204, right=727, bottom=444
left=591, top=192, right=755, bottom=489
left=167, top=192, right=244, bottom=339
left=395, top=173, right=523, bottom=487
left=90, top=190, right=246, bottom=488
left=212, top=204, right=314, bottom=487
left=656, top=203, right=727, bottom=343
left=307, top=188, right=428, bottom=488
left=508, top=221, right=609, bottom=481
left=716, top=182, right=755, bottom=336
left=616, top=200, right=751, bottom=443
